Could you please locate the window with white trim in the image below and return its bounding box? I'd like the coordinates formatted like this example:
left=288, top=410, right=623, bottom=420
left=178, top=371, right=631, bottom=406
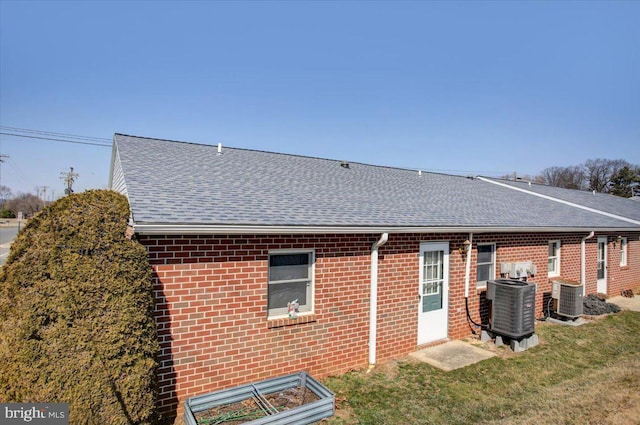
left=548, top=240, right=561, bottom=277
left=476, top=243, right=495, bottom=288
left=620, top=237, right=628, bottom=267
left=268, top=251, right=314, bottom=318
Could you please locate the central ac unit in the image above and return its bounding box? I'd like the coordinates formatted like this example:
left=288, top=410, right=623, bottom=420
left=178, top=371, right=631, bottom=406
left=486, top=279, right=536, bottom=339
left=551, top=280, right=583, bottom=318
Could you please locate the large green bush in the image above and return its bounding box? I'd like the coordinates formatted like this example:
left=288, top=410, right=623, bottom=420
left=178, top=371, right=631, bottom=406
left=0, top=190, right=159, bottom=424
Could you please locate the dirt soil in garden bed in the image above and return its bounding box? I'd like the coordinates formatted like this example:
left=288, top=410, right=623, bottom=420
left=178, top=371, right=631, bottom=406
left=194, top=386, right=320, bottom=425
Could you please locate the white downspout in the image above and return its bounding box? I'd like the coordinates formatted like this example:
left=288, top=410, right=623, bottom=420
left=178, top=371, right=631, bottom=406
left=581, top=231, right=595, bottom=296
left=464, top=233, right=474, bottom=298
left=369, top=233, right=388, bottom=368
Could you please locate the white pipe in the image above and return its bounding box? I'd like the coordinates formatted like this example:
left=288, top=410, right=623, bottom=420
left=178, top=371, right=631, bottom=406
left=369, top=233, right=388, bottom=367
left=581, top=231, right=595, bottom=295
left=464, top=233, right=474, bottom=298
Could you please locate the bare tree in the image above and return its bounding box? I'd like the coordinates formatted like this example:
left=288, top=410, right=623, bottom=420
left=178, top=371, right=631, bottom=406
left=584, top=158, right=629, bottom=193
left=0, top=185, right=12, bottom=206
left=500, top=173, right=545, bottom=183
left=540, top=166, right=564, bottom=187
left=4, top=193, right=45, bottom=217
left=539, top=165, right=585, bottom=189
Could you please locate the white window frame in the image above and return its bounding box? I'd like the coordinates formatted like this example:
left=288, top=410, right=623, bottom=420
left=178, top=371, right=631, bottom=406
left=476, top=243, right=496, bottom=288
left=548, top=240, right=561, bottom=277
left=267, top=249, right=315, bottom=319
left=620, top=237, right=628, bottom=267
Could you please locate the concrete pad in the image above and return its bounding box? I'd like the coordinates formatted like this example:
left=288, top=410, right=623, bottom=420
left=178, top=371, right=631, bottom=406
left=608, top=295, right=640, bottom=312
left=547, top=317, right=589, bottom=326
left=409, top=340, right=495, bottom=371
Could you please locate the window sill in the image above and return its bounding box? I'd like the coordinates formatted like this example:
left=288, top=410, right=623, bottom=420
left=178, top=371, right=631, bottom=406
left=267, top=314, right=316, bottom=329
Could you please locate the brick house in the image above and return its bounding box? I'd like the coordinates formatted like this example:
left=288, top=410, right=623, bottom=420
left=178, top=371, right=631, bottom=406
left=109, top=134, right=640, bottom=421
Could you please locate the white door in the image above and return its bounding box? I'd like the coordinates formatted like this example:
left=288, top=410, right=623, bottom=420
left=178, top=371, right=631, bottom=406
left=597, top=237, right=607, bottom=294
left=418, top=242, right=449, bottom=345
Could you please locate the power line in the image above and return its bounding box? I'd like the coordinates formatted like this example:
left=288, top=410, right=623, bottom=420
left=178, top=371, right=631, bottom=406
left=0, top=126, right=522, bottom=177
left=0, top=126, right=110, bottom=142
left=2, top=158, right=38, bottom=191
left=0, top=132, right=112, bottom=148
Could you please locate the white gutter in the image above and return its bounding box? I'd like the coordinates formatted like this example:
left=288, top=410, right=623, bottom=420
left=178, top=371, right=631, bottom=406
left=463, top=233, right=473, bottom=298
left=369, top=233, right=388, bottom=367
left=477, top=177, right=640, bottom=226
left=581, top=231, right=595, bottom=296
left=131, top=224, right=634, bottom=236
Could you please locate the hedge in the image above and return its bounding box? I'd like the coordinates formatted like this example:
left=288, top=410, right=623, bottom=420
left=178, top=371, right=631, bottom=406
left=0, top=190, right=159, bottom=424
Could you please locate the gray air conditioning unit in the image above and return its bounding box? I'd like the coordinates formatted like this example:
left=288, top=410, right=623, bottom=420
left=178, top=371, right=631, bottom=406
left=486, top=279, right=536, bottom=339
left=551, top=280, right=583, bottom=318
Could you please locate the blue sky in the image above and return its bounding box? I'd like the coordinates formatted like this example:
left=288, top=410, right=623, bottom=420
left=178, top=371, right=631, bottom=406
left=1, top=0, right=639, bottom=197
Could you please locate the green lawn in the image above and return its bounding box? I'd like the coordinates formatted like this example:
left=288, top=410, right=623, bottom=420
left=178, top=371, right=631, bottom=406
left=324, top=312, right=640, bottom=425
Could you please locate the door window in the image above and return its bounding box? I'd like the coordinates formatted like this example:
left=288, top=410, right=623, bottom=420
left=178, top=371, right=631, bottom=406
left=422, top=250, right=444, bottom=312
left=597, top=240, right=606, bottom=280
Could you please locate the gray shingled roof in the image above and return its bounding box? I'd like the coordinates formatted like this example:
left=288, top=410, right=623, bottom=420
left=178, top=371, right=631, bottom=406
left=480, top=177, right=640, bottom=222
left=110, top=134, right=639, bottom=232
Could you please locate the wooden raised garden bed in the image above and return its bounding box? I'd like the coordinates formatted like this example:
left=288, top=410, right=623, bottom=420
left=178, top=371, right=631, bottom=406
left=184, top=371, right=334, bottom=425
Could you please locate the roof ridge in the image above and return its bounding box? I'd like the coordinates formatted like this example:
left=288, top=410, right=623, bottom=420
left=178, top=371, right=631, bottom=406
left=113, top=133, right=475, bottom=180
left=480, top=175, right=629, bottom=196
left=114, top=133, right=210, bottom=148
left=478, top=176, right=640, bottom=225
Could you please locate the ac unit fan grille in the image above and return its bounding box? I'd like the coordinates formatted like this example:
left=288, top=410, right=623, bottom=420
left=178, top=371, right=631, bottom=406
left=487, top=279, right=536, bottom=339
left=557, top=284, right=583, bottom=318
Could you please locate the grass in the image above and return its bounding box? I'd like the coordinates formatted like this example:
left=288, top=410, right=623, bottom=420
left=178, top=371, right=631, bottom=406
left=324, top=312, right=640, bottom=425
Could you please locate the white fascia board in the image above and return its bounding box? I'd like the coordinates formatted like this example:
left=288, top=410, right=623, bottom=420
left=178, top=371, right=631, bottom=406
left=131, top=223, right=637, bottom=236
left=477, top=177, right=640, bottom=226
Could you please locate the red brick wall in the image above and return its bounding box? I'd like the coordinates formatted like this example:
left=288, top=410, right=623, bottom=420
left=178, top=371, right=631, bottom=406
left=602, top=233, right=640, bottom=296
left=139, top=231, right=640, bottom=421
left=143, top=234, right=376, bottom=422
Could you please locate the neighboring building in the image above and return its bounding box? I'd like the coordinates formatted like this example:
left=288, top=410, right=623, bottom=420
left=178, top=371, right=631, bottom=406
left=109, top=134, right=640, bottom=421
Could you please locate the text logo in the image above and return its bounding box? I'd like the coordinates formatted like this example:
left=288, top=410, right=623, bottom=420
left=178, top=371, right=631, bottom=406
left=1, top=403, right=68, bottom=424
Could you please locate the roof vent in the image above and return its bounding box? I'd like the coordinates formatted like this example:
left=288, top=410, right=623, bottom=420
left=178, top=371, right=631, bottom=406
left=217, top=142, right=222, bottom=155
left=340, top=161, right=350, bottom=169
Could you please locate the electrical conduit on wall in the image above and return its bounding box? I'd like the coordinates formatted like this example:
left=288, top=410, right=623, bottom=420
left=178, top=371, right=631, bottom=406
left=369, top=233, right=388, bottom=368
left=463, top=232, right=486, bottom=330
left=464, top=233, right=474, bottom=298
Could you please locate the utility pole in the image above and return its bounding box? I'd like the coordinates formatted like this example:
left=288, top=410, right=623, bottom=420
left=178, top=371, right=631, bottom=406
left=40, top=186, right=49, bottom=202
left=0, top=155, right=7, bottom=186
left=60, top=167, right=79, bottom=195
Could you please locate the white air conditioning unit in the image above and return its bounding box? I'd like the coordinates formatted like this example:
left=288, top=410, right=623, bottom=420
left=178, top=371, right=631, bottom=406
left=551, top=280, right=583, bottom=318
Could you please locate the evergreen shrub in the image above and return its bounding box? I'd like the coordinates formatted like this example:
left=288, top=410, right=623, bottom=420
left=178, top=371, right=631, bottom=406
left=0, top=208, right=15, bottom=218
left=0, top=190, right=159, bottom=424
